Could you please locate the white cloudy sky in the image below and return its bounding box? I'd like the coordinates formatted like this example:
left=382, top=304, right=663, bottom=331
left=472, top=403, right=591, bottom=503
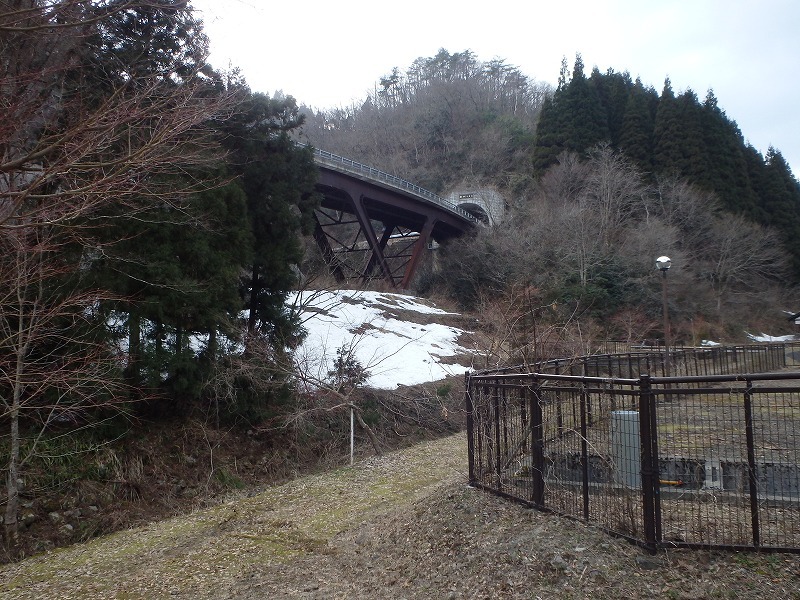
left=190, top=0, right=799, bottom=176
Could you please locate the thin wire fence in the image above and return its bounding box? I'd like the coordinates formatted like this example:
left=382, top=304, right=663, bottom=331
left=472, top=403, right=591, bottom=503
left=466, top=342, right=800, bottom=552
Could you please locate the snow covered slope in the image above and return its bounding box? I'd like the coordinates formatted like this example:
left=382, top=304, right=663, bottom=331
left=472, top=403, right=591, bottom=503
left=288, top=290, right=473, bottom=389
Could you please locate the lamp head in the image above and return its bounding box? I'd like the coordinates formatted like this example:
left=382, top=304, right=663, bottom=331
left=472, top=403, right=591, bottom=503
left=656, top=256, right=671, bottom=271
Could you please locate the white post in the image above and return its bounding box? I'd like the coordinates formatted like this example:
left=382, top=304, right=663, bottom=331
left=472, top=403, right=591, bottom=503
left=350, top=406, right=354, bottom=466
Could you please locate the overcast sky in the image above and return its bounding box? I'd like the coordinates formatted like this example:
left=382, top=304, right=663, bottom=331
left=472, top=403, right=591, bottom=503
left=190, top=0, right=799, bottom=176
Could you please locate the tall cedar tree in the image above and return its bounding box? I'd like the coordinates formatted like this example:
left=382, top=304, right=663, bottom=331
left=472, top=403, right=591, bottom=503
left=77, top=2, right=252, bottom=410
left=699, top=90, right=758, bottom=214
left=589, top=68, right=630, bottom=147
left=222, top=91, right=319, bottom=340
left=652, top=79, right=682, bottom=174
left=533, top=55, right=608, bottom=174
left=618, top=79, right=657, bottom=171
left=760, top=148, right=800, bottom=277
left=96, top=181, right=252, bottom=408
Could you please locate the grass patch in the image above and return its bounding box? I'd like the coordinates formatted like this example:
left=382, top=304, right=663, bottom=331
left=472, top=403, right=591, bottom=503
left=213, top=468, right=245, bottom=490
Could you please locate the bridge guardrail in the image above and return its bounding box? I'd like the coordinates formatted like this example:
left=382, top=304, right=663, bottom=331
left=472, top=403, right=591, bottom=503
left=311, top=148, right=480, bottom=224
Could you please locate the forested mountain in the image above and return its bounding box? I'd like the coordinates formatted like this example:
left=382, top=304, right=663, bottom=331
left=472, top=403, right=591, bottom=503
left=532, top=56, right=800, bottom=278
left=303, top=53, right=800, bottom=281
left=301, top=50, right=796, bottom=349
left=301, top=49, right=551, bottom=195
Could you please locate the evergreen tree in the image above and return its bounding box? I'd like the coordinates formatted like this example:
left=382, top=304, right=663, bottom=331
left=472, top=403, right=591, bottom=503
left=87, top=173, right=252, bottom=409
left=222, top=90, right=319, bottom=340
left=652, top=78, right=681, bottom=175
left=618, top=79, right=657, bottom=172
left=153, top=183, right=252, bottom=404
left=676, top=90, right=710, bottom=181
left=759, top=148, right=800, bottom=277
left=532, top=94, right=566, bottom=174
left=743, top=145, right=770, bottom=222
left=533, top=55, right=609, bottom=175
left=562, top=55, right=609, bottom=154
left=590, top=68, right=632, bottom=147
left=58, top=1, right=265, bottom=412
left=698, top=90, right=758, bottom=214
left=654, top=87, right=708, bottom=181
left=87, top=0, right=208, bottom=86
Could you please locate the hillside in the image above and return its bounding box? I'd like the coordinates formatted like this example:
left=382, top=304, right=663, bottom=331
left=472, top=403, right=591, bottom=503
left=301, top=50, right=800, bottom=280
left=1, top=291, right=475, bottom=562
left=289, top=289, right=478, bottom=388
left=2, top=434, right=798, bottom=599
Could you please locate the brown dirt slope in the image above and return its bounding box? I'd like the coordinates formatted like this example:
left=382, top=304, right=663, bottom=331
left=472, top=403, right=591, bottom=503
left=1, top=434, right=799, bottom=599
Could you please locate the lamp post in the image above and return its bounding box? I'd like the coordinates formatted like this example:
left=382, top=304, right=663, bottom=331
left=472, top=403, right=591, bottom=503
left=656, top=256, right=671, bottom=377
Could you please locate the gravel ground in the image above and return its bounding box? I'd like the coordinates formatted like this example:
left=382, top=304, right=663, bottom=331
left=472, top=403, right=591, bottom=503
left=2, top=434, right=799, bottom=599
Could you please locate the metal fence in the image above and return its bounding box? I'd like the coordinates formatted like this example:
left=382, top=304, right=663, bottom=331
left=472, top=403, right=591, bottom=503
left=486, top=341, right=800, bottom=378
left=466, top=343, right=800, bottom=552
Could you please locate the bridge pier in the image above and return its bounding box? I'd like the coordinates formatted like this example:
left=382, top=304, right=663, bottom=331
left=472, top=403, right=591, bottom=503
left=400, top=218, right=434, bottom=289
left=313, top=201, right=435, bottom=289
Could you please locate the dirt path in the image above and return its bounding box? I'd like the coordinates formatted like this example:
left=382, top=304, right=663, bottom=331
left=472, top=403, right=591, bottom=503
left=0, top=435, right=467, bottom=599
left=2, top=433, right=800, bottom=599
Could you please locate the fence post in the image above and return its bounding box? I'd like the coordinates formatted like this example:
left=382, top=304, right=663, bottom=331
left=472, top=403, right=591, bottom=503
left=530, top=378, right=545, bottom=507
left=493, top=379, right=502, bottom=492
left=555, top=363, right=564, bottom=437
left=743, top=379, right=761, bottom=549
left=465, top=372, right=476, bottom=485
left=579, top=384, right=590, bottom=520
left=638, top=374, right=660, bottom=552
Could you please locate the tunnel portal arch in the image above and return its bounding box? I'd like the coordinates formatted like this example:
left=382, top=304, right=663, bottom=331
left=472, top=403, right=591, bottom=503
left=448, top=189, right=505, bottom=226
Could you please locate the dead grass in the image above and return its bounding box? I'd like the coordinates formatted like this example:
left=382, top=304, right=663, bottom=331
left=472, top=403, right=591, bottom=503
left=1, top=434, right=799, bottom=599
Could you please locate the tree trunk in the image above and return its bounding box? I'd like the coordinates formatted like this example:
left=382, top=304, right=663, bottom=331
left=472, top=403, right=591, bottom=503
left=125, top=312, right=141, bottom=389
left=4, top=416, right=20, bottom=549
left=352, top=405, right=382, bottom=456
left=4, top=363, right=23, bottom=549
left=208, top=328, right=220, bottom=428
left=155, top=319, right=164, bottom=373
left=176, top=323, right=183, bottom=359
left=248, top=267, right=260, bottom=335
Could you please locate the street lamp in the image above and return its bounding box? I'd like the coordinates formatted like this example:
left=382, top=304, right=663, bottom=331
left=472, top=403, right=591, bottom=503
left=656, top=256, right=671, bottom=377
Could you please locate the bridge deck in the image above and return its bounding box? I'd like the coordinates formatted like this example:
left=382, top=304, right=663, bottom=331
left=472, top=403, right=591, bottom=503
left=310, top=148, right=478, bottom=288
left=313, top=149, right=479, bottom=226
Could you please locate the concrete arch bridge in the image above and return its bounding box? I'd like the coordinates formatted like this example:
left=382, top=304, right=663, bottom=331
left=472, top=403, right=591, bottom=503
left=312, top=149, right=493, bottom=288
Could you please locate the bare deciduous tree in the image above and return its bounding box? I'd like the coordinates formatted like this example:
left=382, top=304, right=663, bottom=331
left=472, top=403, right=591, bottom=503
left=0, top=1, right=232, bottom=548
left=698, top=214, right=787, bottom=313
left=472, top=285, right=587, bottom=370
left=287, top=332, right=386, bottom=458
left=583, top=144, right=650, bottom=249
left=0, top=225, right=125, bottom=546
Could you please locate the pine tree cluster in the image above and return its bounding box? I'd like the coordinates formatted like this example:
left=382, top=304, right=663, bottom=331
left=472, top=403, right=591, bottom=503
left=534, top=56, right=800, bottom=278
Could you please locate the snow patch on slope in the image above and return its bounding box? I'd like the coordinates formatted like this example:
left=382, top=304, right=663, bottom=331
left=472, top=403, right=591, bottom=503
left=288, top=290, right=471, bottom=390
